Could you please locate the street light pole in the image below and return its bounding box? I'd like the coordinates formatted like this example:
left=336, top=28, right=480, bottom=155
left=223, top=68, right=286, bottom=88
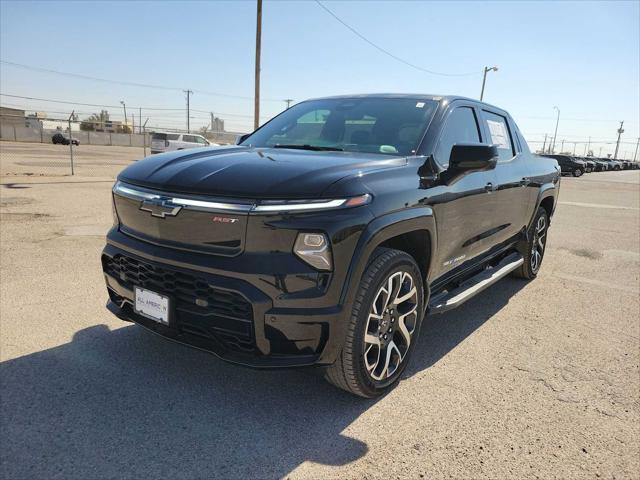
left=479, top=66, right=498, bottom=101
left=551, top=106, right=560, bottom=154
left=634, top=137, right=639, bottom=162
left=613, top=121, right=624, bottom=159
left=284, top=99, right=293, bottom=109
left=254, top=0, right=262, bottom=131
left=120, top=101, right=127, bottom=128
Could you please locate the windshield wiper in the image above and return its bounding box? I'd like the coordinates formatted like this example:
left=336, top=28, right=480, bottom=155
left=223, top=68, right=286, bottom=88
left=272, top=144, right=343, bottom=152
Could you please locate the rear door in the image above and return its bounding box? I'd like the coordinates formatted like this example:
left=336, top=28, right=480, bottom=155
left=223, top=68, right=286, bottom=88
left=430, top=103, right=498, bottom=279
left=181, top=134, right=200, bottom=150
left=151, top=133, right=167, bottom=152
left=479, top=110, right=532, bottom=246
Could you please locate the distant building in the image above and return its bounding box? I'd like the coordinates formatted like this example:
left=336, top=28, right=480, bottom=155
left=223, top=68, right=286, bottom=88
left=84, top=119, right=132, bottom=133
left=211, top=116, right=225, bottom=133
left=0, top=107, right=25, bottom=127
left=25, top=112, right=46, bottom=129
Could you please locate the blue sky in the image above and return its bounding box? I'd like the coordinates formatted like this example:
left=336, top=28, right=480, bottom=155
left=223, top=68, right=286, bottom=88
left=1, top=0, right=638, bottom=157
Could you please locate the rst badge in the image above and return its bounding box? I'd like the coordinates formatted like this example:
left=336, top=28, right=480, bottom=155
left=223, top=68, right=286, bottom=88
left=212, top=216, right=239, bottom=224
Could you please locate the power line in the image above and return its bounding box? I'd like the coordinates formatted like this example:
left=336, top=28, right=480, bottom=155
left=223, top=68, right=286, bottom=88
left=0, top=93, right=183, bottom=111
left=0, top=60, right=283, bottom=102
left=315, top=1, right=481, bottom=77
left=0, top=94, right=275, bottom=119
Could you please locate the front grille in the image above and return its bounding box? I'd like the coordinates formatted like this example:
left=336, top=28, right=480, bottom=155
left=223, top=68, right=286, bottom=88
left=103, top=254, right=255, bottom=352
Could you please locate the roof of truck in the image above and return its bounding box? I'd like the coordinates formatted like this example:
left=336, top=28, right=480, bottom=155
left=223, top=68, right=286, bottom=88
left=304, top=93, right=506, bottom=113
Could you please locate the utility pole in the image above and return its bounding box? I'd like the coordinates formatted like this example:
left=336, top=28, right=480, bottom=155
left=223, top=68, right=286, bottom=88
left=541, top=133, right=547, bottom=154
left=560, top=139, right=565, bottom=153
left=142, top=118, right=149, bottom=157
left=573, top=142, right=577, bottom=155
left=68, top=110, right=75, bottom=176
left=586, top=136, right=591, bottom=156
left=283, top=99, right=293, bottom=109
left=551, top=106, right=560, bottom=154
left=634, top=137, right=639, bottom=161
left=254, top=0, right=262, bottom=131
left=139, top=107, right=142, bottom=134
left=479, top=66, right=498, bottom=101
left=613, top=121, right=624, bottom=159
left=184, top=89, right=193, bottom=132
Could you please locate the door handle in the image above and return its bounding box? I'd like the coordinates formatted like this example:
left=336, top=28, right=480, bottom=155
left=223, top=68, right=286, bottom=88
left=520, top=177, right=530, bottom=187
left=484, top=182, right=494, bottom=193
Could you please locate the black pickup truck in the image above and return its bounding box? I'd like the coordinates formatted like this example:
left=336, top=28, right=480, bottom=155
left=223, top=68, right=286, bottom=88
left=102, top=94, right=560, bottom=397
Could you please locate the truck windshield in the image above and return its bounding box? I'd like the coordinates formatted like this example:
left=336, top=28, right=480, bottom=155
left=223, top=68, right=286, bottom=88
left=242, top=97, right=438, bottom=156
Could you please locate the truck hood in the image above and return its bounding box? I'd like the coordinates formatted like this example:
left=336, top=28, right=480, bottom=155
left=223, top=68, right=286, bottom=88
left=119, top=146, right=406, bottom=198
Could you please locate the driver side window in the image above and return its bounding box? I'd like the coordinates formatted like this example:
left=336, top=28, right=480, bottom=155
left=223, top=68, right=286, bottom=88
left=435, top=107, right=481, bottom=167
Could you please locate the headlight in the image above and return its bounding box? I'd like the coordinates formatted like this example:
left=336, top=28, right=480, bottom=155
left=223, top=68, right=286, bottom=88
left=253, top=194, right=371, bottom=213
left=294, top=233, right=332, bottom=271
left=111, top=195, right=119, bottom=227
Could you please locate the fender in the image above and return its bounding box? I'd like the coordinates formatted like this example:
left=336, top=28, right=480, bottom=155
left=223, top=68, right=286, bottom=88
left=530, top=181, right=558, bottom=227
left=339, top=206, right=436, bottom=308
left=518, top=182, right=558, bottom=256
left=317, top=207, right=436, bottom=364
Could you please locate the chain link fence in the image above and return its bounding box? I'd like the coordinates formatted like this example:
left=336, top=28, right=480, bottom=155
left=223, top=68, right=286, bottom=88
left=0, top=114, right=246, bottom=178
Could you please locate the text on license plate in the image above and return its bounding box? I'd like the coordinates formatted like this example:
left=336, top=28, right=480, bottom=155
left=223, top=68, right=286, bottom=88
left=134, top=287, right=169, bottom=324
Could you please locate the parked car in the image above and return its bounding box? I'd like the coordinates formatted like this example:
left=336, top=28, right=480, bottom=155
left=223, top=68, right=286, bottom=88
left=589, top=158, right=609, bottom=171
left=540, top=154, right=585, bottom=176
left=102, top=94, right=560, bottom=397
left=150, top=132, right=218, bottom=154
left=599, top=158, right=623, bottom=170
left=51, top=132, right=80, bottom=146
left=579, top=158, right=596, bottom=173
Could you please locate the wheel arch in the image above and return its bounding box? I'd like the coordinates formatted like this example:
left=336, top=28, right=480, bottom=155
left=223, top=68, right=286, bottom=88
left=340, top=207, right=436, bottom=308
left=531, top=183, right=557, bottom=228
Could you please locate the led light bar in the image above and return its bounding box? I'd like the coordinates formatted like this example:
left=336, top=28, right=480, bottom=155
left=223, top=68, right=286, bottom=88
left=113, top=182, right=371, bottom=214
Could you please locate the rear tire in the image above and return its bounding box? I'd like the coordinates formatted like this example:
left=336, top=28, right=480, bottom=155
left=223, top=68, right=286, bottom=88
left=572, top=168, right=583, bottom=177
left=513, top=207, right=549, bottom=280
left=324, top=248, right=424, bottom=398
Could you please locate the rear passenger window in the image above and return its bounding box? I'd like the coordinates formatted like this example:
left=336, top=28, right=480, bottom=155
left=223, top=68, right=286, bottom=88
left=435, top=107, right=481, bottom=167
left=167, top=134, right=180, bottom=141
left=481, top=111, right=514, bottom=161
left=182, top=135, right=197, bottom=143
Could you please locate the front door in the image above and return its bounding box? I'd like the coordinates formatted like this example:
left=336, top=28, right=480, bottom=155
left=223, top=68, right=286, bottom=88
left=429, top=105, right=498, bottom=280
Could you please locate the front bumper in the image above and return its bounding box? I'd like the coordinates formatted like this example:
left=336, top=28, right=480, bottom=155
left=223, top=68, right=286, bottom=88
left=102, top=238, right=348, bottom=368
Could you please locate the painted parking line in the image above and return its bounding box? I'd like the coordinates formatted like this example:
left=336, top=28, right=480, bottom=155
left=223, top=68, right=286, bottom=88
left=558, top=201, right=640, bottom=211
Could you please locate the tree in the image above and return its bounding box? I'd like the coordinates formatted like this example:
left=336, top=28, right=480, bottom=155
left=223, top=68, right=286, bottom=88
left=80, top=110, right=110, bottom=131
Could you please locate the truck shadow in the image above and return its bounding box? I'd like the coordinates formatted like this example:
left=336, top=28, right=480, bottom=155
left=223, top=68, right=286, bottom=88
left=1, top=279, right=526, bottom=479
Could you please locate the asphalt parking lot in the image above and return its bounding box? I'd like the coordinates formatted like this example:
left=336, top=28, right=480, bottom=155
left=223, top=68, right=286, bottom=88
left=1, top=141, right=638, bottom=479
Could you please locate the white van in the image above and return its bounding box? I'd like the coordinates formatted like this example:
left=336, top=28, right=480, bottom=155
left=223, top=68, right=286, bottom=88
left=150, top=132, right=218, bottom=154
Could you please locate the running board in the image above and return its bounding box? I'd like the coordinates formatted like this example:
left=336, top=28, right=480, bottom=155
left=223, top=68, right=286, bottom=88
left=428, top=252, right=524, bottom=314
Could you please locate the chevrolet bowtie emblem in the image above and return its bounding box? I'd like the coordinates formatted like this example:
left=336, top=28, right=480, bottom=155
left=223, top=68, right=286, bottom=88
left=139, top=199, right=182, bottom=218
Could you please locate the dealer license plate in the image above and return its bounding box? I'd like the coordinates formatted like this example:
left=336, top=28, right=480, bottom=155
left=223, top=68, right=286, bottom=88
left=134, top=287, right=169, bottom=325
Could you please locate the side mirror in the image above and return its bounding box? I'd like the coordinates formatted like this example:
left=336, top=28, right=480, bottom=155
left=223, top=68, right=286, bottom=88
left=236, top=133, right=251, bottom=145
left=448, top=143, right=498, bottom=172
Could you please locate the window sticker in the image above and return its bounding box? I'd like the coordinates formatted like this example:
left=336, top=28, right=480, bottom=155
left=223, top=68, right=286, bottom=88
left=416, top=102, right=425, bottom=108
left=486, top=119, right=510, bottom=149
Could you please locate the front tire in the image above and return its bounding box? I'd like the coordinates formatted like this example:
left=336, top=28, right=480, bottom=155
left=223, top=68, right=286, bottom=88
left=324, top=248, right=424, bottom=398
left=513, top=207, right=549, bottom=280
